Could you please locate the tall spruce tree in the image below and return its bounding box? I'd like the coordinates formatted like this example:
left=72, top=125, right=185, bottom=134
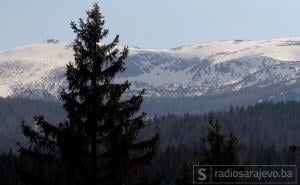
left=175, top=117, right=241, bottom=185
left=190, top=117, right=241, bottom=185
left=224, top=132, right=240, bottom=165
left=196, top=116, right=240, bottom=165
left=19, top=3, right=158, bottom=185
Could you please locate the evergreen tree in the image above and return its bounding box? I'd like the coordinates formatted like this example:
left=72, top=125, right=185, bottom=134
left=19, top=3, right=158, bottom=185
left=19, top=116, right=66, bottom=185
left=192, top=117, right=241, bottom=184
left=196, top=117, right=240, bottom=165
left=197, top=117, right=225, bottom=164
left=223, top=132, right=240, bottom=165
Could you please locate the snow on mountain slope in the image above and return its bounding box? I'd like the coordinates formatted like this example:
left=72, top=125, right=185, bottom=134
left=168, top=37, right=300, bottom=62
left=1, top=37, right=300, bottom=99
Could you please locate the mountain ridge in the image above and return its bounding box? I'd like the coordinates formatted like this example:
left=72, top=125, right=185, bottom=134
left=2, top=37, right=300, bottom=100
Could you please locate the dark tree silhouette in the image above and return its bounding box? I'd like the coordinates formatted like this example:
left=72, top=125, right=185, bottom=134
left=19, top=3, right=158, bottom=185
left=197, top=117, right=226, bottom=164
left=195, top=116, right=241, bottom=165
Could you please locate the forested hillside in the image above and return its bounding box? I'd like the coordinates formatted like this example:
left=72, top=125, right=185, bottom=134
left=1, top=99, right=298, bottom=185
left=145, top=101, right=300, bottom=148
left=1, top=98, right=300, bottom=152
left=0, top=98, right=65, bottom=151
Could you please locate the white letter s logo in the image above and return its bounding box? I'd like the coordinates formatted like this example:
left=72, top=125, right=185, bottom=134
left=198, top=168, right=207, bottom=181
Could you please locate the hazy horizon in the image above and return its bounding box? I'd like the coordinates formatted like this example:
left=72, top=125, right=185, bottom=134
left=2, top=0, right=300, bottom=50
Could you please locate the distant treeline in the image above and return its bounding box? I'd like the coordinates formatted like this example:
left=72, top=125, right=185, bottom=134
left=0, top=97, right=65, bottom=151
left=0, top=97, right=300, bottom=152
left=145, top=101, right=300, bottom=149
left=0, top=99, right=298, bottom=184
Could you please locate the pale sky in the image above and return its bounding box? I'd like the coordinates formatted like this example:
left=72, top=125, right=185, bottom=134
left=1, top=0, right=300, bottom=50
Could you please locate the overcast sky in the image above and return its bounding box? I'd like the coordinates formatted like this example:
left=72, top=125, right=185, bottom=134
left=1, top=0, right=300, bottom=50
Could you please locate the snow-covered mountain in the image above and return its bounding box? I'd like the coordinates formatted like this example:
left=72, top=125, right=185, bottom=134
left=2, top=37, right=300, bottom=100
